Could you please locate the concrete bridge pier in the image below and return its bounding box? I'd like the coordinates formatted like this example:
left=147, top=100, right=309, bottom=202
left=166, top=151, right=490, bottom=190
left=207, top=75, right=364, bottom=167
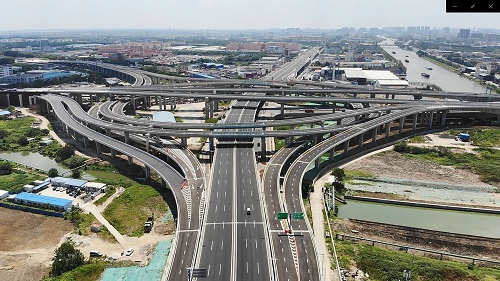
left=285, top=136, right=293, bottom=145
left=358, top=133, right=364, bottom=147
left=110, top=148, right=116, bottom=158
left=18, top=94, right=24, bottom=107
left=213, top=100, right=218, bottom=112
left=399, top=117, right=405, bottom=133
left=412, top=114, right=418, bottom=130
left=372, top=127, right=378, bottom=142
left=124, top=132, right=130, bottom=144
left=132, top=95, right=137, bottom=112
left=96, top=143, right=102, bottom=154
left=428, top=111, right=435, bottom=129
left=440, top=111, right=447, bottom=127
left=385, top=121, right=392, bottom=138
left=181, top=137, right=188, bottom=147
left=76, top=94, right=83, bottom=105
left=145, top=166, right=151, bottom=179
left=163, top=97, right=167, bottom=111
left=105, top=128, right=111, bottom=136
left=344, top=139, right=350, bottom=153
left=337, top=118, right=342, bottom=125
left=83, top=137, right=89, bottom=149
left=204, top=97, right=211, bottom=120
left=329, top=147, right=335, bottom=161
left=170, top=97, right=176, bottom=110
left=145, top=135, right=150, bottom=153
left=260, top=137, right=266, bottom=162
left=280, top=103, right=285, bottom=119
left=127, top=156, right=133, bottom=165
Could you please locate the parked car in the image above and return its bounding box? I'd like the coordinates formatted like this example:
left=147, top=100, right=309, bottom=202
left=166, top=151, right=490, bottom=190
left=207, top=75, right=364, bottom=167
left=125, top=248, right=134, bottom=256
left=89, top=251, right=103, bottom=257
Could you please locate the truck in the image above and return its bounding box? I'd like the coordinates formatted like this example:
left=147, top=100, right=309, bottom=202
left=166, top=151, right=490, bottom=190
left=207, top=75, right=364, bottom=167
left=144, top=215, right=154, bottom=233
left=304, top=109, right=314, bottom=113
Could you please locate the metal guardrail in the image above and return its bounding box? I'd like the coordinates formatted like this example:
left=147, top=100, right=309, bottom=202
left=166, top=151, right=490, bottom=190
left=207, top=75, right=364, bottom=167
left=336, top=233, right=500, bottom=265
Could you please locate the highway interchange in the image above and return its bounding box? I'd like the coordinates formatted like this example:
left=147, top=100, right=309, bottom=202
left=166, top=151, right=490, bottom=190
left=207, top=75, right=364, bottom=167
left=23, top=47, right=500, bottom=281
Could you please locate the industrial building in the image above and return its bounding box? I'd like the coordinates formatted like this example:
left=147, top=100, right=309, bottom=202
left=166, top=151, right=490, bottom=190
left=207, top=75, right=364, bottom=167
left=10, top=192, right=72, bottom=212
left=338, top=68, right=409, bottom=87
left=50, top=177, right=87, bottom=189
left=85, top=182, right=108, bottom=193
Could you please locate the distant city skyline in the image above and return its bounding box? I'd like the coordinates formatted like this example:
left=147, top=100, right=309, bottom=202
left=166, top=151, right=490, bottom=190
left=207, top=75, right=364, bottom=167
left=1, top=0, right=499, bottom=32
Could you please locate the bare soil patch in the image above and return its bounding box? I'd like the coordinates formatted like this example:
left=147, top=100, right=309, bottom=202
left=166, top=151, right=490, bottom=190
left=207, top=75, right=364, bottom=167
left=344, top=150, right=491, bottom=187
left=0, top=208, right=73, bottom=281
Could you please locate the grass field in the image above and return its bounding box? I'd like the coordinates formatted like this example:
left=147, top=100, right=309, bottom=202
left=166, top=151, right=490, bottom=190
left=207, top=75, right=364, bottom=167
left=335, top=240, right=500, bottom=281
left=0, top=170, right=44, bottom=192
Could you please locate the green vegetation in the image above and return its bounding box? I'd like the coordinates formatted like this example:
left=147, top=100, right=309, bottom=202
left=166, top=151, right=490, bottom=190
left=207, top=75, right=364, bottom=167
left=102, top=182, right=168, bottom=237
left=344, top=170, right=376, bottom=183
left=0, top=169, right=43, bottom=192
left=0, top=117, right=52, bottom=152
left=407, top=135, right=426, bottom=143
left=335, top=240, right=500, bottom=281
left=274, top=125, right=292, bottom=131
left=205, top=117, right=218, bottom=124
left=0, top=160, right=12, bottom=174
left=43, top=261, right=107, bottom=281
left=65, top=207, right=115, bottom=242
left=465, top=128, right=500, bottom=147
left=50, top=242, right=85, bottom=277
left=62, top=155, right=86, bottom=169
left=48, top=168, right=59, bottom=178
left=274, top=138, right=285, bottom=151
left=394, top=142, right=500, bottom=184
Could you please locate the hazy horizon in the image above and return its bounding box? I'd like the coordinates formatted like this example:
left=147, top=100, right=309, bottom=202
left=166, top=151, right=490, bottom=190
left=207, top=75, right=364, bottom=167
left=1, top=0, right=498, bottom=32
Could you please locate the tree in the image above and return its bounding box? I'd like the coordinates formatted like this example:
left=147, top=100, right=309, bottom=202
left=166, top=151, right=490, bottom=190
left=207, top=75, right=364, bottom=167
left=50, top=241, right=85, bottom=276
left=48, top=168, right=59, bottom=178
left=71, top=169, right=81, bottom=179
left=56, top=145, right=75, bottom=161
left=0, top=161, right=12, bottom=175
left=0, top=129, right=7, bottom=139
left=7, top=105, right=15, bottom=113
left=17, top=136, right=28, bottom=146
left=331, top=168, right=346, bottom=183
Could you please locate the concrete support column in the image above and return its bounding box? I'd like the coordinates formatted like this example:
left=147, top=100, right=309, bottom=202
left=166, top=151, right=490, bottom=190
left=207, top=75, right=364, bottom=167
left=89, top=94, right=94, bottom=106
left=213, top=100, right=218, bottom=112
left=385, top=94, right=390, bottom=99
left=429, top=111, right=434, bottom=129
left=18, top=94, right=24, bottom=107
left=105, top=128, right=111, bottom=136
left=285, top=136, right=292, bottom=145
left=132, top=95, right=137, bottom=112
left=440, top=111, right=447, bottom=127
left=124, top=132, right=130, bottom=144
left=181, top=137, right=188, bottom=147
left=28, top=96, right=33, bottom=107
left=127, top=156, right=133, bottom=165
left=420, top=112, right=425, bottom=126
left=385, top=121, right=391, bottom=138
left=412, top=113, right=418, bottom=130
left=6, top=94, right=11, bottom=106
left=145, top=166, right=151, bottom=179
left=161, top=179, right=166, bottom=188
left=146, top=135, right=150, bottom=153
left=170, top=97, right=174, bottom=110
left=354, top=115, right=360, bottom=121
left=399, top=117, right=405, bottom=133
left=372, top=127, right=378, bottom=142
left=76, top=94, right=82, bottom=105
left=96, top=143, right=102, bottom=154
left=329, top=147, right=335, bottom=161
left=260, top=137, right=266, bottom=162
left=205, top=97, right=210, bottom=120
left=358, top=133, right=364, bottom=147
left=83, top=137, right=89, bottom=149
left=110, top=148, right=116, bottom=158
left=344, top=140, right=350, bottom=154
left=337, top=118, right=342, bottom=125
left=392, top=94, right=395, bottom=99
left=280, top=103, right=285, bottom=119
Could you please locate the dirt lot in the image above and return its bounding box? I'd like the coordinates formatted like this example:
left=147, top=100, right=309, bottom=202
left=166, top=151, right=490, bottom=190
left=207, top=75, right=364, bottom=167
left=0, top=208, right=73, bottom=281
left=334, top=219, right=500, bottom=262
left=343, top=150, right=492, bottom=187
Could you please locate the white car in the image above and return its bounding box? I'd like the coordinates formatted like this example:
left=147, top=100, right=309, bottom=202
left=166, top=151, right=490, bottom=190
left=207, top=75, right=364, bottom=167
left=125, top=248, right=134, bottom=256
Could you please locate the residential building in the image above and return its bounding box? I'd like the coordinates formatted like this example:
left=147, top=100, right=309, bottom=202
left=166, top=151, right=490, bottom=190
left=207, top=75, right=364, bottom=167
left=0, top=65, right=13, bottom=78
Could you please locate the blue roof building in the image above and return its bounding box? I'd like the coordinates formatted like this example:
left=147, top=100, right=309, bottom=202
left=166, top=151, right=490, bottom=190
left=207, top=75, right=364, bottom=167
left=13, top=192, right=72, bottom=212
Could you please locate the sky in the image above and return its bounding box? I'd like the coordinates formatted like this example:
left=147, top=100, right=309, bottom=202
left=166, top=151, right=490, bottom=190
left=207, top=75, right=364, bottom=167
left=1, top=0, right=498, bottom=31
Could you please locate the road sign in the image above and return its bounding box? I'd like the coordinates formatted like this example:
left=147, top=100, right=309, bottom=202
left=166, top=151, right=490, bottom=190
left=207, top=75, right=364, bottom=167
left=293, top=212, right=304, bottom=220
left=278, top=212, right=288, bottom=220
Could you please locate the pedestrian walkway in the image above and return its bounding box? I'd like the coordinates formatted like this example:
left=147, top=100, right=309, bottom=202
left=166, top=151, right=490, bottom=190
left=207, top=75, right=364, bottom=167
left=84, top=203, right=127, bottom=247
left=312, top=175, right=340, bottom=281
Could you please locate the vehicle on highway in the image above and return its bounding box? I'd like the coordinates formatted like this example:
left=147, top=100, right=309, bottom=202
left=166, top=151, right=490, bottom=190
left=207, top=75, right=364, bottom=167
left=246, top=207, right=251, bottom=215
left=421, top=73, right=430, bottom=78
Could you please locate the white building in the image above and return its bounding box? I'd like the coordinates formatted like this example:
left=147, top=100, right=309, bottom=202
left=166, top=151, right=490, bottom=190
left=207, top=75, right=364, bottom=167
left=0, top=65, right=13, bottom=78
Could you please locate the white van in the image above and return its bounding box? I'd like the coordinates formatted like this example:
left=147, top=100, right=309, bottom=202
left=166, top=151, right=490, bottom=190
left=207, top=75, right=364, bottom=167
left=246, top=207, right=251, bottom=215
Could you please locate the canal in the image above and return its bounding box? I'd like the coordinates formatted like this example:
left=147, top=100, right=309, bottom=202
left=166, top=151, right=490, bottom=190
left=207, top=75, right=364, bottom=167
left=338, top=200, right=500, bottom=238
left=380, top=39, right=487, bottom=93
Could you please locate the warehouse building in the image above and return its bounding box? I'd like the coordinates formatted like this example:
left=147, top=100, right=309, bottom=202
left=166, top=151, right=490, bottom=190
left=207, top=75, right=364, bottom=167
left=11, top=192, right=72, bottom=212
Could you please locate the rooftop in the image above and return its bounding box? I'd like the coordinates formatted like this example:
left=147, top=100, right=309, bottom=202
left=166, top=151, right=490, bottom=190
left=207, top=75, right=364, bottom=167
left=15, top=192, right=72, bottom=207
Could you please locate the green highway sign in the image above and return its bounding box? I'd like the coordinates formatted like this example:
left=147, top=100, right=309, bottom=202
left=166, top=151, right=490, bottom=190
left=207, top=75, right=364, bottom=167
left=293, top=212, right=304, bottom=220
left=278, top=212, right=288, bottom=220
